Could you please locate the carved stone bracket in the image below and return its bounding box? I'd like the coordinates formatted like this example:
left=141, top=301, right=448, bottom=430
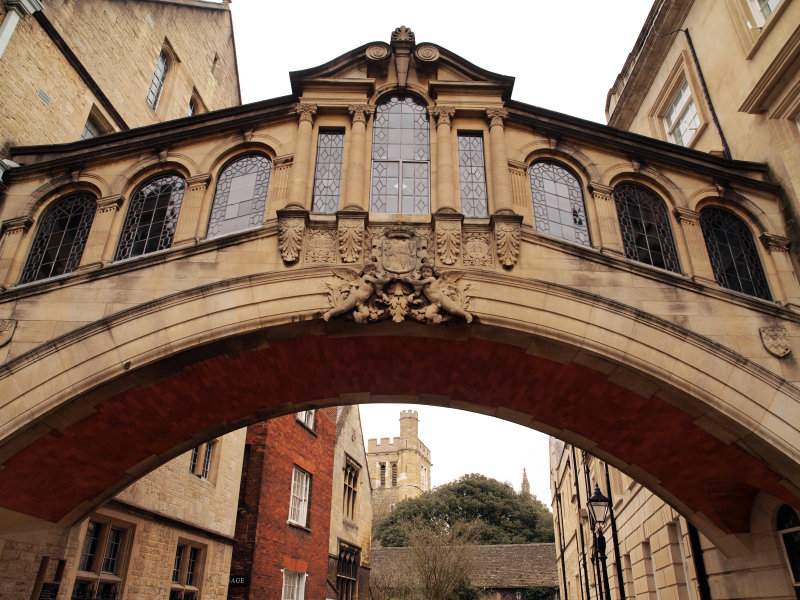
left=0, top=215, right=33, bottom=235
left=96, top=194, right=123, bottom=214
left=337, top=210, right=368, bottom=263
left=761, top=232, right=791, bottom=252
left=673, top=207, right=701, bottom=224
left=324, top=226, right=472, bottom=325
left=491, top=212, right=523, bottom=268
left=433, top=212, right=463, bottom=266
left=186, top=173, right=212, bottom=193
left=277, top=206, right=309, bottom=264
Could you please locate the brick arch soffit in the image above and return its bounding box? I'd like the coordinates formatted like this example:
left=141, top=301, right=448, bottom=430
left=369, top=83, right=434, bottom=108
left=604, top=164, right=690, bottom=210
left=692, top=188, right=779, bottom=235
left=199, top=137, right=282, bottom=176
left=112, top=155, right=195, bottom=199
left=750, top=490, right=789, bottom=540
left=520, top=142, right=602, bottom=184
left=22, top=178, right=107, bottom=219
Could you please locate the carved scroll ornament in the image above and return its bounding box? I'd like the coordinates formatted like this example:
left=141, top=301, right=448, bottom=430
left=324, top=227, right=472, bottom=324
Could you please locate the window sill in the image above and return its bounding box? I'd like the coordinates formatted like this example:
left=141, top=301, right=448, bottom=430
left=287, top=520, right=311, bottom=533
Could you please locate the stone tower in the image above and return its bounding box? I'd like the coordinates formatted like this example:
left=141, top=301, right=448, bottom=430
left=367, top=410, right=433, bottom=520
left=521, top=468, right=531, bottom=496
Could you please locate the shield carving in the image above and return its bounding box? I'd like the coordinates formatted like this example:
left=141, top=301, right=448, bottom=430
left=381, top=236, right=418, bottom=274
left=0, top=319, right=16, bottom=348
left=760, top=326, right=791, bottom=357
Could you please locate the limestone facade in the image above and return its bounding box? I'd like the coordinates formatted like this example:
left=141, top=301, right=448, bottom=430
left=0, top=0, right=239, bottom=159
left=367, top=411, right=432, bottom=520
left=328, top=405, right=373, bottom=600
left=550, top=439, right=800, bottom=599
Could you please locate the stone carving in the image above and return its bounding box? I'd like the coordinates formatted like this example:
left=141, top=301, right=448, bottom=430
left=432, top=106, right=456, bottom=126
left=391, top=26, right=415, bottom=42
left=486, top=108, right=509, bottom=127
left=0, top=319, right=16, bottom=348
left=296, top=103, right=317, bottom=124
left=366, top=43, right=391, bottom=62
left=463, top=233, right=493, bottom=267
left=338, top=220, right=364, bottom=263
left=278, top=216, right=305, bottom=263
left=494, top=219, right=521, bottom=268
left=436, top=220, right=461, bottom=265
left=348, top=104, right=373, bottom=125
left=306, top=228, right=336, bottom=264
left=760, top=326, right=791, bottom=357
left=415, top=44, right=440, bottom=63
left=324, top=227, right=472, bottom=324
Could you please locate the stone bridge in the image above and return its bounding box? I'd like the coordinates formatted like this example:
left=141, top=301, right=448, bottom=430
left=1, top=28, right=799, bottom=570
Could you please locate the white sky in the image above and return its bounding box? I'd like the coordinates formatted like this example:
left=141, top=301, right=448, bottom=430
left=229, top=1, right=655, bottom=507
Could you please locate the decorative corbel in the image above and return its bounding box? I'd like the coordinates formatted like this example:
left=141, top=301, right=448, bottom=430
left=336, top=209, right=368, bottom=264
left=433, top=211, right=463, bottom=266
left=491, top=211, right=523, bottom=268
left=277, top=205, right=309, bottom=264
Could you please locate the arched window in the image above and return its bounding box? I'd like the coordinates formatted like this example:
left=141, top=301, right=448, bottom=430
left=380, top=464, right=386, bottom=487
left=699, top=208, right=771, bottom=300
left=391, top=463, right=398, bottom=487
left=371, top=95, right=430, bottom=214
left=115, top=174, right=185, bottom=261
left=207, top=154, right=272, bottom=238
left=778, top=504, right=800, bottom=594
left=614, top=183, right=680, bottom=273
left=529, top=161, right=590, bottom=246
left=20, top=193, right=97, bottom=284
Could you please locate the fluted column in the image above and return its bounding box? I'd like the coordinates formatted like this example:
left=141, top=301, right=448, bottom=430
left=674, top=208, right=715, bottom=283
left=173, top=173, right=212, bottom=246
left=0, top=216, right=32, bottom=288
left=286, top=103, right=317, bottom=210
left=486, top=108, right=514, bottom=214
left=589, top=183, right=625, bottom=256
left=761, top=233, right=800, bottom=305
left=346, top=104, right=372, bottom=211
left=433, top=106, right=457, bottom=213
left=79, top=194, right=123, bottom=268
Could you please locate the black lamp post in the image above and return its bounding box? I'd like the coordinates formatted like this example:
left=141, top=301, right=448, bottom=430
left=587, top=484, right=612, bottom=600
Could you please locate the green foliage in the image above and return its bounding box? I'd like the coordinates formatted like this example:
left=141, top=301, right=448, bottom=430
left=521, top=586, right=553, bottom=600
left=451, top=579, right=483, bottom=600
left=374, top=474, right=555, bottom=547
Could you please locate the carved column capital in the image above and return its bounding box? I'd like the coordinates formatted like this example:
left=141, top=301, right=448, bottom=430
left=588, top=182, right=614, bottom=199
left=486, top=108, right=508, bottom=128
left=96, top=194, right=123, bottom=213
left=296, top=103, right=318, bottom=124
left=186, top=173, right=212, bottom=192
left=0, top=215, right=33, bottom=235
left=432, top=106, right=456, bottom=126
left=673, top=207, right=701, bottom=224
left=761, top=232, right=791, bottom=252
left=348, top=104, right=374, bottom=125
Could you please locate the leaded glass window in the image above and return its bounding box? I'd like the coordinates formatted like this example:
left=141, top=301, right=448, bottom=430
left=778, top=505, right=800, bottom=594
left=614, top=183, right=680, bottom=273
left=699, top=207, right=771, bottom=300
left=207, top=154, right=271, bottom=238
left=312, top=131, right=345, bottom=213
left=115, top=174, right=185, bottom=261
left=529, top=161, right=590, bottom=246
left=147, top=51, right=168, bottom=108
left=458, top=133, right=488, bottom=217
left=21, top=193, right=97, bottom=284
left=371, top=95, right=430, bottom=214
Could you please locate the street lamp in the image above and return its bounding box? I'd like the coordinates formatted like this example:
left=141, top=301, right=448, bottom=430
left=587, top=485, right=612, bottom=600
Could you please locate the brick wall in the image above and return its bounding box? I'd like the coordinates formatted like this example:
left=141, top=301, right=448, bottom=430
left=229, top=408, right=337, bottom=600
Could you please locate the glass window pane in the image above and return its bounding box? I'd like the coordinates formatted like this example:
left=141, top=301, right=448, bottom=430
left=312, top=131, right=345, bottom=213
left=207, top=155, right=271, bottom=238
left=458, top=133, right=488, bottom=217
left=529, top=161, right=591, bottom=247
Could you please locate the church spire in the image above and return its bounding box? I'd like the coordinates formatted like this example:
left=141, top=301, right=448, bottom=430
left=521, top=468, right=530, bottom=496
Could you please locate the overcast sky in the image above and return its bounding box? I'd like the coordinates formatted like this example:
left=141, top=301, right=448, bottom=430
left=229, top=1, right=655, bottom=506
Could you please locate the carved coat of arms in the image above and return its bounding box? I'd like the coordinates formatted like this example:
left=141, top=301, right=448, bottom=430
left=323, top=227, right=473, bottom=324
left=760, top=326, right=791, bottom=357
left=0, top=319, right=16, bottom=348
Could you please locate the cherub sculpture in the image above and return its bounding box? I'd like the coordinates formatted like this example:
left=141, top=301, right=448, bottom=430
left=406, top=264, right=473, bottom=324
left=323, top=262, right=389, bottom=323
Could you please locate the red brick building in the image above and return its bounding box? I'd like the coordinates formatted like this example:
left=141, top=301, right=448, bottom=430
left=229, top=408, right=337, bottom=600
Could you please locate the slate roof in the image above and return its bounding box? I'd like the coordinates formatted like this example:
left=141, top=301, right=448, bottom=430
left=371, top=544, right=558, bottom=589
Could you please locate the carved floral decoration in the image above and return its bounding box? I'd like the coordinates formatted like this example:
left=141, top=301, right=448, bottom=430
left=278, top=217, right=305, bottom=263
left=324, top=227, right=472, bottom=324
left=338, top=220, right=364, bottom=263
left=495, top=220, right=521, bottom=267
left=436, top=221, right=461, bottom=265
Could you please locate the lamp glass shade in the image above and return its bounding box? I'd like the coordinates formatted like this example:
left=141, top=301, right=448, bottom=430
left=587, top=484, right=610, bottom=524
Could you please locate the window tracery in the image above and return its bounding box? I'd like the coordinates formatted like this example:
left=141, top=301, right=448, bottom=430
left=207, top=154, right=271, bottom=238
left=529, top=161, right=590, bottom=246
left=21, top=193, right=97, bottom=284
left=613, top=183, right=680, bottom=273
left=371, top=95, right=430, bottom=214
left=699, top=207, right=771, bottom=300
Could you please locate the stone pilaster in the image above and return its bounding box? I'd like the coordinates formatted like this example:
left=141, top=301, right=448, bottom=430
left=346, top=105, right=373, bottom=211
left=589, top=183, right=625, bottom=256
left=673, top=207, right=715, bottom=283
left=173, top=173, right=212, bottom=247
left=432, top=106, right=457, bottom=213
left=0, top=216, right=33, bottom=288
left=761, top=233, right=799, bottom=306
left=286, top=103, right=317, bottom=211
left=486, top=108, right=514, bottom=214
left=79, top=194, right=123, bottom=268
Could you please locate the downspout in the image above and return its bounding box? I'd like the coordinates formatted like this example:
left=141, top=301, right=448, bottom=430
left=603, top=463, right=625, bottom=600
left=572, top=446, right=592, bottom=600
left=686, top=523, right=712, bottom=600
left=682, top=28, right=732, bottom=159
left=0, top=0, right=43, bottom=59
left=582, top=452, right=602, bottom=600
left=555, top=491, right=570, bottom=600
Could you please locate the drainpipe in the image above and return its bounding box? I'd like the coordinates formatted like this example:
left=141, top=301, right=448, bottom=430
left=603, top=463, right=625, bottom=600
left=572, top=446, right=592, bottom=600
left=555, top=491, right=570, bottom=600
left=0, top=0, right=43, bottom=59
left=686, top=523, right=712, bottom=600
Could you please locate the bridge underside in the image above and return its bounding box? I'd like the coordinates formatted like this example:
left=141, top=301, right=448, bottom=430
left=0, top=324, right=794, bottom=537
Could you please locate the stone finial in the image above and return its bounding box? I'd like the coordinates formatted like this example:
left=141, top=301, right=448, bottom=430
left=391, top=26, right=415, bottom=43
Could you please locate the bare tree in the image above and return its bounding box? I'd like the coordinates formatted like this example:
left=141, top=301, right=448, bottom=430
left=408, top=519, right=476, bottom=600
